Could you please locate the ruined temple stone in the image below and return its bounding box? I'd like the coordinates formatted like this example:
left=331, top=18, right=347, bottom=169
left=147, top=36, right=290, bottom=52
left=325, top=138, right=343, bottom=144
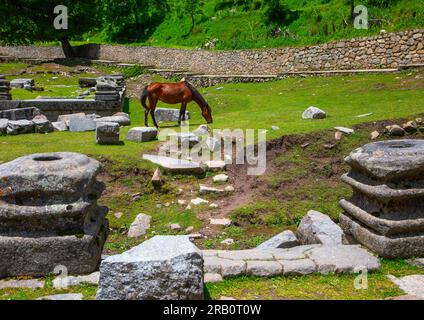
left=32, top=118, right=54, bottom=134
left=97, top=236, right=204, bottom=300
left=0, top=152, right=108, bottom=277
left=340, top=140, right=424, bottom=258
left=96, top=122, right=120, bottom=145
left=154, top=108, right=190, bottom=122
left=128, top=214, right=151, bottom=238
left=280, top=259, right=317, bottom=275
left=10, top=78, right=34, bottom=89
left=191, top=197, right=209, bottom=205
left=302, top=106, right=326, bottom=119
left=0, top=119, right=8, bottom=134
left=256, top=230, right=299, bottom=249
left=69, top=116, right=96, bottom=132
left=57, top=113, right=86, bottom=125
left=213, top=174, right=229, bottom=183
left=335, top=127, right=354, bottom=135
left=95, top=116, right=131, bottom=126
left=297, top=210, right=344, bottom=245
left=126, top=127, right=158, bottom=142
left=370, top=131, right=380, bottom=140
left=386, top=124, right=405, bottom=137
left=6, top=120, right=34, bottom=135
left=143, top=154, right=205, bottom=174
left=246, top=260, right=282, bottom=276
left=0, top=107, right=40, bottom=121
left=52, top=121, right=68, bottom=131
left=204, top=136, right=221, bottom=152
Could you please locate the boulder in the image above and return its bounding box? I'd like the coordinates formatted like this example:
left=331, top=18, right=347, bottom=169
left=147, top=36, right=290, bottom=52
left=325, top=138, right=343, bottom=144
left=96, top=236, right=204, bottom=300
left=96, top=122, right=120, bottom=145
left=256, top=230, right=299, bottom=249
left=128, top=213, right=151, bottom=238
left=126, top=127, right=158, bottom=142
left=32, top=118, right=54, bottom=134
left=302, top=107, right=326, bottom=119
left=6, top=120, right=34, bottom=135
left=95, top=116, right=131, bottom=126
left=154, top=108, right=190, bottom=122
left=0, top=119, right=8, bottom=134
left=69, top=116, right=96, bottom=132
left=0, top=107, right=40, bottom=121
left=297, top=210, right=344, bottom=245
left=52, top=121, right=68, bottom=132
left=386, top=125, right=405, bottom=137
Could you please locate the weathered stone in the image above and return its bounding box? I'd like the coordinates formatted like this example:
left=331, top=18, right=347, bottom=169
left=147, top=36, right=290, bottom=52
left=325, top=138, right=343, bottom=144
left=200, top=185, right=225, bottom=195
left=96, top=122, right=120, bottom=145
left=335, top=131, right=343, bottom=141
left=246, top=260, right=282, bottom=276
left=97, top=236, right=204, bottom=300
left=256, top=230, right=299, bottom=249
left=221, top=238, right=234, bottom=245
left=6, top=120, right=34, bottom=135
left=408, top=258, right=424, bottom=267
left=10, top=78, right=34, bottom=88
left=154, top=108, right=190, bottom=122
left=302, top=106, right=326, bottom=119
left=205, top=160, right=226, bottom=172
left=151, top=168, right=164, bottom=186
left=191, top=197, right=209, bottom=205
left=128, top=214, right=151, bottom=238
left=307, top=245, right=380, bottom=274
left=170, top=223, right=182, bottom=231
left=53, top=272, right=99, bottom=288
left=38, top=293, right=83, bottom=300
left=402, top=121, right=418, bottom=134
left=69, top=116, right=96, bottom=132
left=335, top=127, right=354, bottom=134
left=52, top=121, right=67, bottom=131
left=95, top=116, right=131, bottom=126
left=143, top=154, right=205, bottom=174
left=386, top=124, right=405, bottom=137
left=213, top=174, right=229, bottom=183
left=224, top=185, right=235, bottom=192
left=297, top=210, right=344, bottom=245
left=32, top=118, right=53, bottom=134
left=0, top=152, right=108, bottom=277
left=126, top=127, right=158, bottom=142
left=388, top=275, right=424, bottom=299
left=57, top=113, right=86, bottom=125
left=0, top=119, right=8, bottom=134
left=210, top=218, right=232, bottom=227
left=204, top=273, right=223, bottom=283
left=370, top=130, right=380, bottom=140
left=218, top=250, right=274, bottom=261
left=0, top=279, right=45, bottom=289
left=280, top=259, right=317, bottom=275
left=203, top=256, right=246, bottom=277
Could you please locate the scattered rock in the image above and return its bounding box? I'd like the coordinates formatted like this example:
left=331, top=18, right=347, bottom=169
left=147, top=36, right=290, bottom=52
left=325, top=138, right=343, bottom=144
left=370, top=130, right=380, bottom=140
left=199, top=185, right=225, bottom=195
left=0, top=119, right=8, bottom=134
left=213, top=174, right=229, bottom=183
left=210, top=218, right=232, bottom=227
left=6, top=120, right=34, bottom=135
left=114, top=212, right=123, bottom=219
left=128, top=213, right=152, bottom=238
left=323, top=143, right=336, bottom=149
left=355, top=113, right=373, bottom=118
left=297, top=210, right=345, bottom=245
left=190, top=197, right=209, bottom=206
left=185, top=226, right=194, bottom=233
left=204, top=160, right=226, bottom=172
left=402, top=121, right=418, bottom=134
left=335, top=131, right=343, bottom=141
left=209, top=203, right=219, bottom=208
left=224, top=185, right=235, bottom=192
left=37, top=293, right=83, bottom=300
left=126, top=127, right=158, bottom=142
left=221, top=238, right=234, bottom=245
left=154, top=108, right=190, bottom=122
left=53, top=272, right=99, bottom=288
left=0, top=279, right=45, bottom=289
left=335, top=127, right=354, bottom=135
left=204, top=273, right=223, bottom=283
left=177, top=199, right=187, bottom=206
left=143, top=154, right=205, bottom=175
left=388, top=275, right=424, bottom=299
left=151, top=168, right=164, bottom=186
left=256, top=230, right=299, bottom=249
left=386, top=124, right=405, bottom=137
left=301, top=143, right=310, bottom=148
left=97, top=236, right=203, bottom=300
left=69, top=116, right=96, bottom=132
left=96, top=122, right=120, bottom=145
left=95, top=115, right=130, bottom=126
left=271, top=126, right=280, bottom=131
left=170, top=223, right=182, bottom=231
left=189, top=233, right=203, bottom=240
left=302, top=106, right=326, bottom=120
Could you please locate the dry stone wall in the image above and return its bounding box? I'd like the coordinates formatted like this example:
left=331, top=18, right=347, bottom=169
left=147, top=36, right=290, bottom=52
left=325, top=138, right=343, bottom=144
left=0, top=30, right=422, bottom=75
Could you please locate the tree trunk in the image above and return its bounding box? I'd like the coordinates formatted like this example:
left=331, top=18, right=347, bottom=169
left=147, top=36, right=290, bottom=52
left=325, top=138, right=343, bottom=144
left=60, top=37, right=75, bottom=58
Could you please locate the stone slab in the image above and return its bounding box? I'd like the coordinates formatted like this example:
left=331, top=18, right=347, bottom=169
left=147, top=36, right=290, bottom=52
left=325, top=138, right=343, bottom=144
left=143, top=154, right=205, bottom=174
left=256, top=230, right=299, bottom=249
left=126, top=127, right=157, bottom=142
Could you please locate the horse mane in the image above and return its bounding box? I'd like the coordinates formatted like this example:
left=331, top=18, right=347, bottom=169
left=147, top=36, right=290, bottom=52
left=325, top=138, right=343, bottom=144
left=184, top=81, right=208, bottom=107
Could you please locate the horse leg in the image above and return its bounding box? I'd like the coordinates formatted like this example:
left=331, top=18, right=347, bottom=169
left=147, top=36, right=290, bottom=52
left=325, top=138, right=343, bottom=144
left=178, top=102, right=187, bottom=126
left=144, top=109, right=149, bottom=127
left=149, top=98, right=159, bottom=128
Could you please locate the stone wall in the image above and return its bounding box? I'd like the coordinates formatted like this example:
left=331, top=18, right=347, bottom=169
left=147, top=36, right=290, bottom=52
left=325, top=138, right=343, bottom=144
left=0, top=30, right=423, bottom=75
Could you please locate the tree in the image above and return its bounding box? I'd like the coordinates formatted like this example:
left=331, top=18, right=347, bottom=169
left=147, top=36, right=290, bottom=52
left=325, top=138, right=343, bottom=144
left=0, top=0, right=101, bottom=57
left=100, top=0, right=168, bottom=42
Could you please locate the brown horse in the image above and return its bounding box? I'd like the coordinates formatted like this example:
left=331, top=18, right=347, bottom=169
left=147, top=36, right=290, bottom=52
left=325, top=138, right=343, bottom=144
left=141, top=81, right=213, bottom=127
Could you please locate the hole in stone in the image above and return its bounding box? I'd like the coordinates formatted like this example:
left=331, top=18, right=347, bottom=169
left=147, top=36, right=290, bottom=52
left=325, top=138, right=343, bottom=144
left=33, top=156, right=62, bottom=162
left=388, top=143, right=413, bottom=149
left=66, top=205, right=73, bottom=211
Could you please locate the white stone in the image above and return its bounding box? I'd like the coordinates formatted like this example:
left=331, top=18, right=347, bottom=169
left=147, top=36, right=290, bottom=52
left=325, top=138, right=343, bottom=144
left=209, top=203, right=219, bottom=208
left=170, top=223, right=182, bottom=231
left=204, top=160, right=226, bottom=172
left=271, top=126, right=280, bottom=131
left=213, top=174, right=228, bottom=183
left=143, top=154, right=205, bottom=174
left=154, top=108, right=190, bottom=122
left=221, top=238, right=234, bottom=245
left=388, top=275, right=424, bottom=298
left=0, top=279, right=45, bottom=289
left=199, top=185, right=225, bottom=195
left=204, top=273, right=223, bottom=283
left=38, top=293, right=83, bottom=300
left=193, top=125, right=210, bottom=136
left=95, top=116, right=130, bottom=126
left=52, top=121, right=67, bottom=131
left=210, top=218, right=232, bottom=227
left=297, top=210, right=344, bottom=245
left=127, top=127, right=157, bottom=142
left=191, top=197, right=209, bottom=205
left=128, top=213, right=151, bottom=238
left=97, top=236, right=204, bottom=300
left=302, top=106, right=326, bottom=119
left=256, top=230, right=299, bottom=249
left=335, top=127, right=354, bottom=134
left=224, top=185, right=235, bottom=192
left=177, top=199, right=187, bottom=206
left=53, top=272, right=99, bottom=288
left=69, top=116, right=96, bottom=132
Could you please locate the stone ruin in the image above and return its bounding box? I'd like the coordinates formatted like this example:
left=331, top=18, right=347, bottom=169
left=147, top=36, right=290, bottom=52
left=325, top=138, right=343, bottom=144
left=0, top=75, right=11, bottom=101
left=0, top=152, right=108, bottom=277
left=340, top=139, right=424, bottom=258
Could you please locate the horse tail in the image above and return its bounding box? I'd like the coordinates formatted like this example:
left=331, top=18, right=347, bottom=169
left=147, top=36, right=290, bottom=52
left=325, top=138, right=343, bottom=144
left=141, top=86, right=149, bottom=110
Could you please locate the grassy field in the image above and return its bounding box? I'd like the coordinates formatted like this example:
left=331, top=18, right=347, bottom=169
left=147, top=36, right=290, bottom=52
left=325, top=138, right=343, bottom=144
left=1, top=62, right=424, bottom=300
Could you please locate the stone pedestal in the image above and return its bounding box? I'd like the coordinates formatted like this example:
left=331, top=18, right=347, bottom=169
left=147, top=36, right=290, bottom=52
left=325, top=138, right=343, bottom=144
left=340, top=140, right=424, bottom=258
left=0, top=152, right=108, bottom=277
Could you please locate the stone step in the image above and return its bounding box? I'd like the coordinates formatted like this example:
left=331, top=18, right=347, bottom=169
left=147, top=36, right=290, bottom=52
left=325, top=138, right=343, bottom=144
left=203, top=245, right=380, bottom=278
